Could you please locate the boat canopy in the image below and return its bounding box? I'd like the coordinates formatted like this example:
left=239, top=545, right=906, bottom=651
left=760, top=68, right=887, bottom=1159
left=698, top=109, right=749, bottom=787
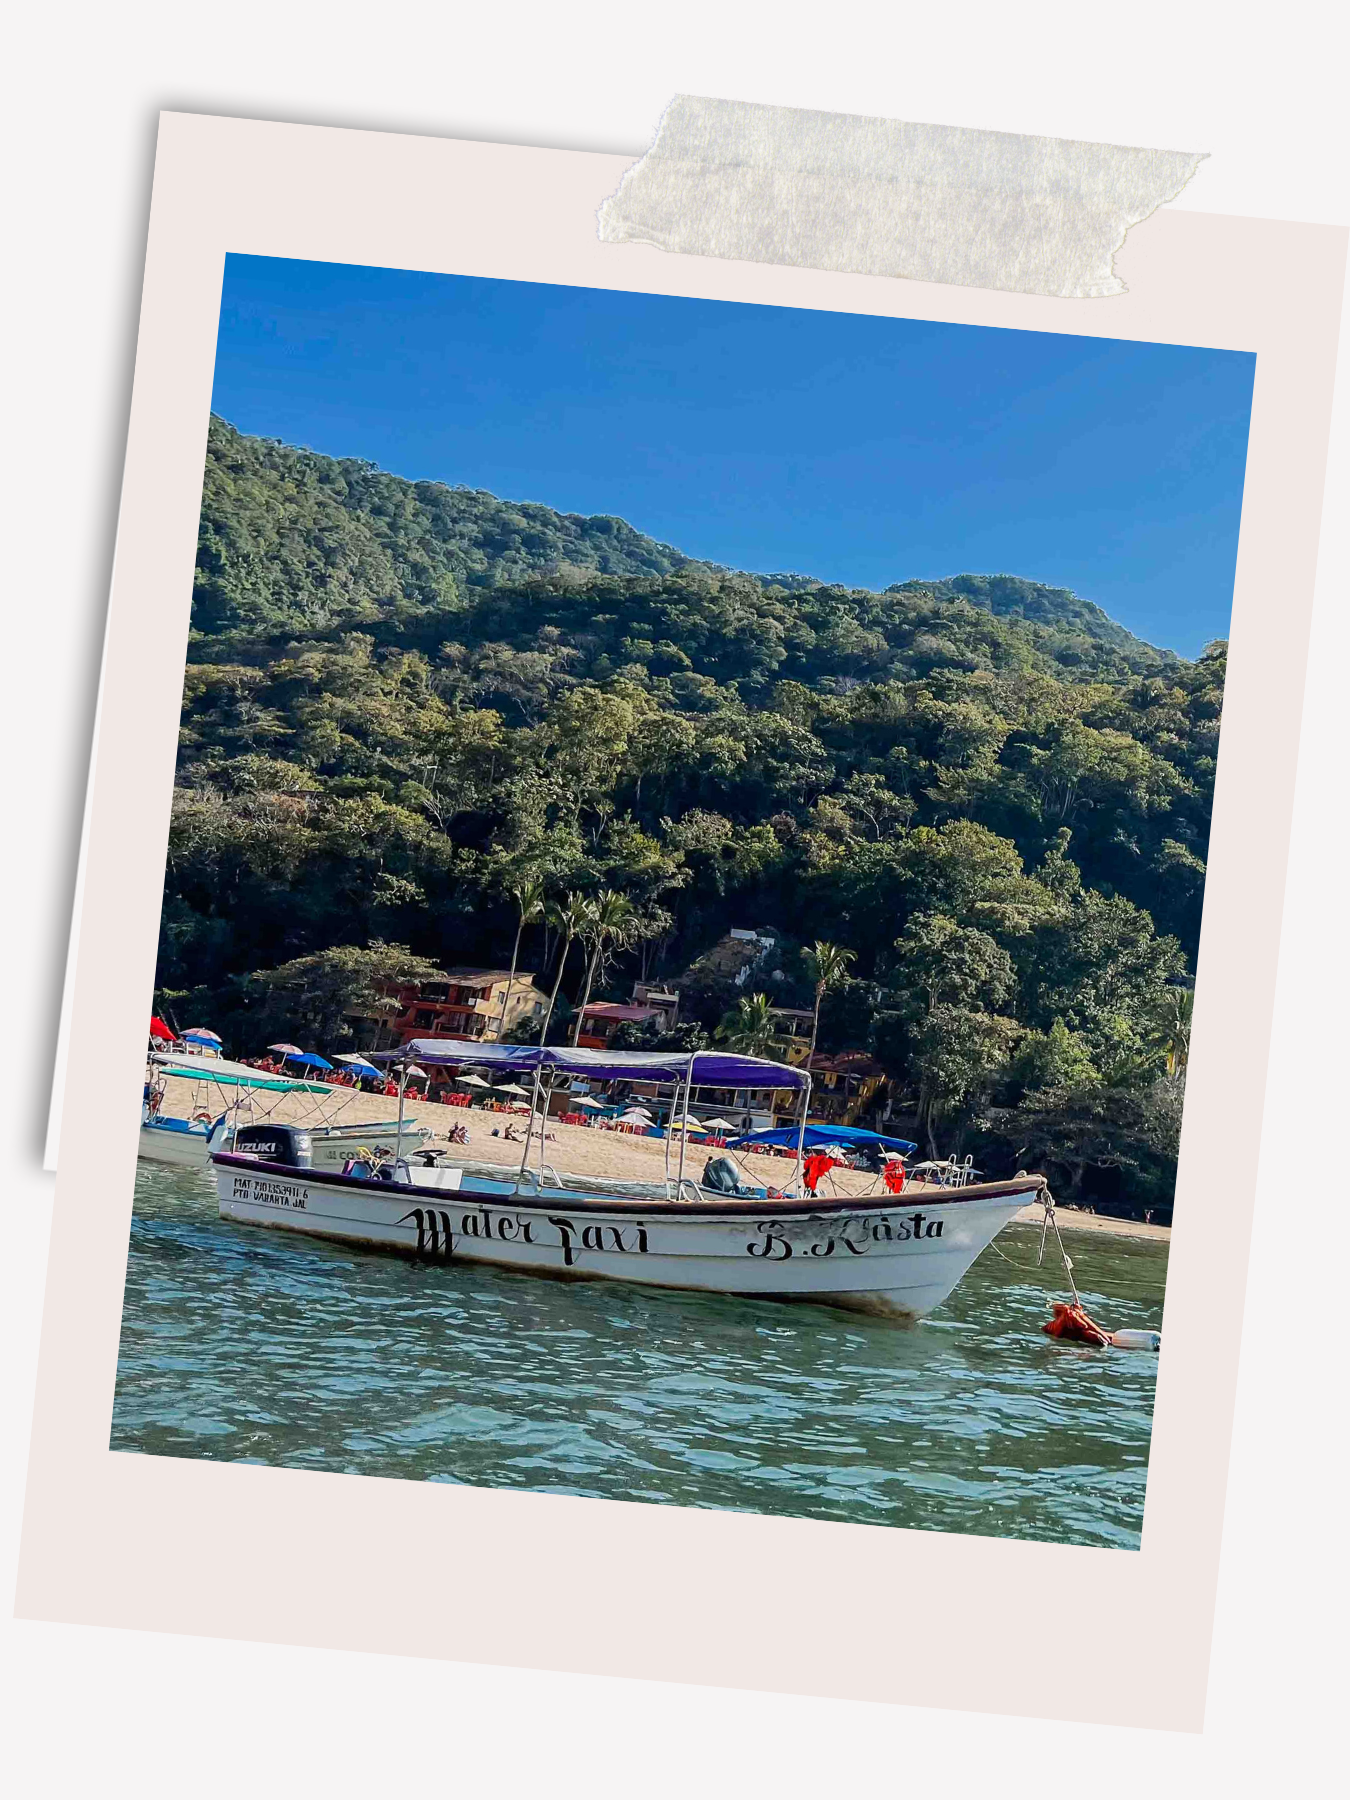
left=151, top=1054, right=331, bottom=1094
left=375, top=1039, right=811, bottom=1091
left=731, top=1123, right=919, bottom=1156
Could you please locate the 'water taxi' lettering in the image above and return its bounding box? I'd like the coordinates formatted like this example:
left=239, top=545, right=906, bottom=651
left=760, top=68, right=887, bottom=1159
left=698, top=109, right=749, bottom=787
left=548, top=1216, right=650, bottom=1266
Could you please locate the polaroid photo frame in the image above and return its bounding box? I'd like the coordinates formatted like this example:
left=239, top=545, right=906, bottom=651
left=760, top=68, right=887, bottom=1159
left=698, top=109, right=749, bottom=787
left=18, top=111, right=1346, bottom=1732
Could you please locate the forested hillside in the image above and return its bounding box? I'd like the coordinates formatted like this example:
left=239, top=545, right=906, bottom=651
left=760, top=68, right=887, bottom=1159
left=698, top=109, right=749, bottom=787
left=158, top=418, right=1225, bottom=1214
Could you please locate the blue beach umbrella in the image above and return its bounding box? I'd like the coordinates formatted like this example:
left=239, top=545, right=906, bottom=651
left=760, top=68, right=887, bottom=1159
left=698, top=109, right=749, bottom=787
left=288, top=1051, right=334, bottom=1072
left=334, top=1055, right=383, bottom=1080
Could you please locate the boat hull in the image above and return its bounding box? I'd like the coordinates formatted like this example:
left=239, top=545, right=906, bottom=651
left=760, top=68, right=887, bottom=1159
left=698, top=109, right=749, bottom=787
left=139, top=1118, right=213, bottom=1166
left=139, top=1117, right=432, bottom=1170
left=212, top=1154, right=1043, bottom=1318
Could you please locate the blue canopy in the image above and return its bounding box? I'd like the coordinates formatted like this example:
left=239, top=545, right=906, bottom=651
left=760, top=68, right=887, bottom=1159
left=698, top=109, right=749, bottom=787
left=731, top=1124, right=918, bottom=1156
left=288, top=1051, right=333, bottom=1071
left=374, top=1040, right=809, bottom=1091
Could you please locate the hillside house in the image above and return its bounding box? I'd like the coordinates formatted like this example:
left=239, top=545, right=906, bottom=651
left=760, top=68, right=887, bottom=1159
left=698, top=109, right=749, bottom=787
left=349, top=969, right=550, bottom=1048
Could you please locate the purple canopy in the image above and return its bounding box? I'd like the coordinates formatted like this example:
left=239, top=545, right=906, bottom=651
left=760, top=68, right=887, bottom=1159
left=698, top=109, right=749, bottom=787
left=374, top=1040, right=809, bottom=1091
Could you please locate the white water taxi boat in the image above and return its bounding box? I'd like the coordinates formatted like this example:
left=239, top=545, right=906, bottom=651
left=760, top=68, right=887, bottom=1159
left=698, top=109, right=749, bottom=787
left=141, top=1054, right=433, bottom=1169
left=210, top=1044, right=1046, bottom=1319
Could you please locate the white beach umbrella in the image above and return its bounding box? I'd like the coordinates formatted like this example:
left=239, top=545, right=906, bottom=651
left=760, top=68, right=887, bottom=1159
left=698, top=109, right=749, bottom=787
left=403, top=1065, right=429, bottom=1082
left=494, top=1082, right=529, bottom=1097
left=701, top=1117, right=736, bottom=1130
left=667, top=1116, right=704, bottom=1130
left=569, top=1096, right=605, bottom=1110
left=460, top=1074, right=492, bottom=1088
left=617, top=1109, right=652, bottom=1122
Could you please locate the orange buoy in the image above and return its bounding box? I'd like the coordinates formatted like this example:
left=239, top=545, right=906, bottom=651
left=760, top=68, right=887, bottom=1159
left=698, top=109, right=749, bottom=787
left=1041, top=1301, right=1112, bottom=1347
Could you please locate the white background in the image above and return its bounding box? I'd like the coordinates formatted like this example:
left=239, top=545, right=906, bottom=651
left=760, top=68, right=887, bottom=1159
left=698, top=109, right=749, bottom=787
left=3, top=4, right=1346, bottom=1793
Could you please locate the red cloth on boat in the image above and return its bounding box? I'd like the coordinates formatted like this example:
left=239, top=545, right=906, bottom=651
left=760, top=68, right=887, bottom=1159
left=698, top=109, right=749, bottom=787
left=802, top=1153, right=837, bottom=1194
left=882, top=1162, right=907, bottom=1194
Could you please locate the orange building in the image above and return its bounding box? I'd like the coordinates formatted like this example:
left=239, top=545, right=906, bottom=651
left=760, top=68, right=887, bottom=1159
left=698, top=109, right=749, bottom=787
left=351, top=969, right=550, bottom=1047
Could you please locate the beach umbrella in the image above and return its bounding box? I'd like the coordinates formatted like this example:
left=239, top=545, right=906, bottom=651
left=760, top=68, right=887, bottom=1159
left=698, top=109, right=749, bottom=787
left=403, top=1065, right=429, bottom=1082
left=701, top=1117, right=736, bottom=1130
left=494, top=1082, right=529, bottom=1097
left=667, top=1116, right=704, bottom=1130
left=460, top=1074, right=492, bottom=1089
left=148, top=1016, right=175, bottom=1041
left=268, top=1042, right=303, bottom=1056
left=183, top=1027, right=221, bottom=1044
left=618, top=1109, right=653, bottom=1123
left=289, top=1052, right=333, bottom=1072
left=570, top=1096, right=605, bottom=1110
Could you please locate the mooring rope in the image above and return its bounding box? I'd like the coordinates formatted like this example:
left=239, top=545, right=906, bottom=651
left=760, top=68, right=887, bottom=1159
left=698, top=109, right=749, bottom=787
left=1037, top=1186, right=1082, bottom=1308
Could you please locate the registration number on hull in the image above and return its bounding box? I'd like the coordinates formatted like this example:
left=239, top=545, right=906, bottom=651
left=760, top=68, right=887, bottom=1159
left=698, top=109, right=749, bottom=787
left=228, top=1174, right=308, bottom=1211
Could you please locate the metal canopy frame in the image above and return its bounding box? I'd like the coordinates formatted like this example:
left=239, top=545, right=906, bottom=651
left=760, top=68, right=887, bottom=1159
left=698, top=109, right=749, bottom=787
left=378, top=1045, right=814, bottom=1201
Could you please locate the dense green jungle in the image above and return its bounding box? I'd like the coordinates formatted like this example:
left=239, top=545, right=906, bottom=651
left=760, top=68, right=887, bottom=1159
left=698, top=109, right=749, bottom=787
left=155, top=417, right=1225, bottom=1216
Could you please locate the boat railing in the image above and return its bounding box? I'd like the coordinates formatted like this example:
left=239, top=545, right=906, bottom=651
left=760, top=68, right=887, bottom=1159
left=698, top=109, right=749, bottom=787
left=515, top=1164, right=564, bottom=1191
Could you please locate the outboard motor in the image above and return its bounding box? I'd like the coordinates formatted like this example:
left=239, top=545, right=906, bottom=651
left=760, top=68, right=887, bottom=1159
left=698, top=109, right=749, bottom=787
left=231, top=1123, right=313, bottom=1168
left=701, top=1155, right=742, bottom=1195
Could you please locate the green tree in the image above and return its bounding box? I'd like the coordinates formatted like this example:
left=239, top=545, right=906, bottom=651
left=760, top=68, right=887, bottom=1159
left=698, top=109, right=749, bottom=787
left=570, top=889, right=640, bottom=1045
left=1149, top=984, right=1194, bottom=1079
left=541, top=893, right=594, bottom=1044
left=494, top=876, right=547, bottom=1039
left=715, top=992, right=777, bottom=1057
left=1003, top=1078, right=1182, bottom=1205
left=908, top=1006, right=1022, bottom=1156
left=891, top=912, right=1016, bottom=1014
left=1006, top=1017, right=1099, bottom=1095
left=804, top=941, right=856, bottom=1063
left=244, top=941, right=445, bottom=1048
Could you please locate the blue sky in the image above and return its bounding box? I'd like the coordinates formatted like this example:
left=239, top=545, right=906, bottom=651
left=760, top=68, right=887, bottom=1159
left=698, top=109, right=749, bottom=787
left=212, top=256, right=1256, bottom=656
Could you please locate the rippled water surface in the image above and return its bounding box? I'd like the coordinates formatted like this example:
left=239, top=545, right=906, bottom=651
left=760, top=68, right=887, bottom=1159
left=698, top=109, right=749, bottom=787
left=110, top=1162, right=1168, bottom=1547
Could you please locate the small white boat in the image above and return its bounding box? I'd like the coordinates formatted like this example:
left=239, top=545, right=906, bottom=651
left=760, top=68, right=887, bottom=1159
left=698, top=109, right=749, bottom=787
left=141, top=1053, right=432, bottom=1169
left=210, top=1045, right=1046, bottom=1319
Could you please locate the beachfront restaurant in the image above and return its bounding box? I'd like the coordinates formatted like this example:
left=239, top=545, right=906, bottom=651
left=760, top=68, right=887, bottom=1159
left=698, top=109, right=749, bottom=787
left=345, top=968, right=550, bottom=1050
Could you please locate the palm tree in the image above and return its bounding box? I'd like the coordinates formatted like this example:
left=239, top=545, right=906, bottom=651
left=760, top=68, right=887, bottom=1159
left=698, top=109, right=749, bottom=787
left=494, top=877, right=546, bottom=1040
left=570, top=889, right=638, bottom=1045
left=715, top=991, right=777, bottom=1057
left=1153, top=985, right=1194, bottom=1080
left=540, top=892, right=594, bottom=1044
left=804, top=940, right=856, bottom=1064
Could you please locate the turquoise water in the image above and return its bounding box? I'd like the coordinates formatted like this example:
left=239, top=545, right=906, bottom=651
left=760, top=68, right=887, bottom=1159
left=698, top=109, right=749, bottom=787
left=110, top=1161, right=1167, bottom=1547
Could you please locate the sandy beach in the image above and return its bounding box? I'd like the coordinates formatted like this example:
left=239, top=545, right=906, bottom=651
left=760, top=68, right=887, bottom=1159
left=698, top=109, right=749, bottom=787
left=161, top=1072, right=1171, bottom=1240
